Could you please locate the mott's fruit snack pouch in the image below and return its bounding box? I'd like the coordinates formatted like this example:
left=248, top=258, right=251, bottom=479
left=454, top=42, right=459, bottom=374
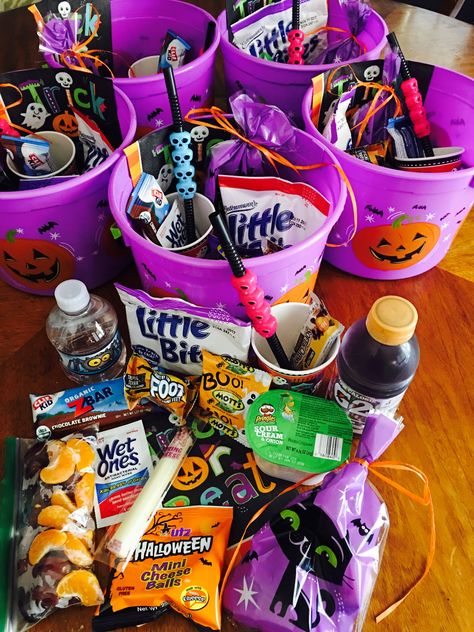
left=124, top=353, right=198, bottom=424
left=30, top=377, right=155, bottom=440
left=93, top=506, right=233, bottom=631
left=0, top=431, right=103, bottom=631
left=196, top=350, right=272, bottom=444
left=116, top=284, right=252, bottom=376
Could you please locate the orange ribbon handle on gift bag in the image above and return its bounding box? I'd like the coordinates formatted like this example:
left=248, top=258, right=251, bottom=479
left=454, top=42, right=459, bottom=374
left=185, top=106, right=358, bottom=247
left=218, top=458, right=434, bottom=626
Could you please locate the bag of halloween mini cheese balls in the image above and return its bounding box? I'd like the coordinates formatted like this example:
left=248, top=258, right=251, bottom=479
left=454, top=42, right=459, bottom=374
left=223, top=413, right=403, bottom=632
left=92, top=505, right=233, bottom=631
left=116, top=284, right=252, bottom=376
left=0, top=428, right=103, bottom=631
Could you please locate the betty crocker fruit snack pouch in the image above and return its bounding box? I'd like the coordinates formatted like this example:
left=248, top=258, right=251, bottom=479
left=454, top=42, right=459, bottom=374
left=93, top=506, right=233, bottom=631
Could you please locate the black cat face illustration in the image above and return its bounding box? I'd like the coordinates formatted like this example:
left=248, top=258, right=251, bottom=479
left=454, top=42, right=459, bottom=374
left=270, top=501, right=352, bottom=586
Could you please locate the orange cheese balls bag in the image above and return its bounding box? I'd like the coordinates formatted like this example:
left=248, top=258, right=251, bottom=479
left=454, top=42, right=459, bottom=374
left=93, top=505, right=233, bottom=631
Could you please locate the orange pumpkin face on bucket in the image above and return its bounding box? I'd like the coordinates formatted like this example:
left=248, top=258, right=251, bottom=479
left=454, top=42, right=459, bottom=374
left=352, top=214, right=440, bottom=270
left=0, top=237, right=75, bottom=290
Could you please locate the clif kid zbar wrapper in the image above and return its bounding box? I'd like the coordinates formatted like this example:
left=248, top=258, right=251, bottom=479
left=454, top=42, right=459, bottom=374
left=116, top=284, right=252, bottom=376
left=30, top=377, right=156, bottom=440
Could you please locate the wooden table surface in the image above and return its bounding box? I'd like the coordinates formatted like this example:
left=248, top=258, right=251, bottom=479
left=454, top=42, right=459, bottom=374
left=0, top=2, right=473, bottom=632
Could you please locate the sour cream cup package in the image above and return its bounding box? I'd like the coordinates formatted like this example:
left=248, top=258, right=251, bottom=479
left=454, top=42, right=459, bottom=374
left=245, top=390, right=353, bottom=484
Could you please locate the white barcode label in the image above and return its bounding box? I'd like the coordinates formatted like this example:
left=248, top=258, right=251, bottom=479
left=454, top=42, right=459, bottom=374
left=313, top=433, right=343, bottom=461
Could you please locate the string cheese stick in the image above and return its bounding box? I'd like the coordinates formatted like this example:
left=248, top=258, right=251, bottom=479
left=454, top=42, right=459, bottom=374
left=107, top=427, right=193, bottom=559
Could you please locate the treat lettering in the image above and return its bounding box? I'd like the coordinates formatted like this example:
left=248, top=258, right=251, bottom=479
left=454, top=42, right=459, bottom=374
left=136, top=308, right=210, bottom=366
left=96, top=437, right=139, bottom=477
left=227, top=203, right=293, bottom=249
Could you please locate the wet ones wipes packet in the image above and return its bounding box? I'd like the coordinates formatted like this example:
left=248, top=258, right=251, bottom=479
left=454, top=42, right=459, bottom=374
left=93, top=506, right=233, bottom=631
left=290, top=294, right=344, bottom=370
left=94, top=420, right=153, bottom=528
left=196, top=350, right=272, bottom=444
left=124, top=353, right=198, bottom=424
left=116, top=284, right=251, bottom=375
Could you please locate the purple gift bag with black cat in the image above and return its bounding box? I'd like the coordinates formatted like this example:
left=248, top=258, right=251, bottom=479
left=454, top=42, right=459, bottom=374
left=223, top=414, right=402, bottom=632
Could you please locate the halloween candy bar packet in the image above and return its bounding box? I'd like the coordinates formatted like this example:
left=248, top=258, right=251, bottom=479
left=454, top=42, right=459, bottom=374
left=0, top=134, right=55, bottom=176
left=290, top=293, right=344, bottom=370
left=219, top=174, right=331, bottom=255
left=127, top=172, right=171, bottom=244
left=124, top=353, right=198, bottom=424
left=116, top=284, right=252, bottom=375
left=223, top=413, right=404, bottom=631
left=93, top=506, right=233, bottom=631
left=230, top=0, right=328, bottom=64
left=0, top=428, right=104, bottom=631
left=194, top=350, right=272, bottom=445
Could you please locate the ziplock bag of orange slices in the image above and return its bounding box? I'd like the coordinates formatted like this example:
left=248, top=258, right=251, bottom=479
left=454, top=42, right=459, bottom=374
left=93, top=505, right=233, bottom=631
left=0, top=429, right=103, bottom=631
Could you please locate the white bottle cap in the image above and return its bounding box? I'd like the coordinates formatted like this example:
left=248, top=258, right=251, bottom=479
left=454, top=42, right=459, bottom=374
left=54, top=279, right=90, bottom=314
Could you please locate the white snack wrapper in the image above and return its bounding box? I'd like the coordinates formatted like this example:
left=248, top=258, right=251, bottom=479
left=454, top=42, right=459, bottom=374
left=94, top=420, right=153, bottom=528
left=116, top=284, right=252, bottom=375
left=219, top=174, right=331, bottom=252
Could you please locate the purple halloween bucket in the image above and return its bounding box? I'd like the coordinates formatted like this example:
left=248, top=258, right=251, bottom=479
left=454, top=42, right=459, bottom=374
left=40, top=1, right=219, bottom=137
left=0, top=87, right=136, bottom=296
left=302, top=63, right=474, bottom=280
left=113, top=0, right=219, bottom=136
left=109, top=129, right=346, bottom=319
left=218, top=7, right=387, bottom=127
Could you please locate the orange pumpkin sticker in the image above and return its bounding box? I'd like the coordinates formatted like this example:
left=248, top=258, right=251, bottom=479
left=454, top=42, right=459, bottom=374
left=0, top=235, right=75, bottom=291
left=352, top=214, right=440, bottom=270
left=53, top=111, right=79, bottom=137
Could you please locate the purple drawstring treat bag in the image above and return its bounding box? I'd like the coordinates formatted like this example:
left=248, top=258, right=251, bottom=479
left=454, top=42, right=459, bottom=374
left=204, top=92, right=298, bottom=201
left=312, top=0, right=371, bottom=65
left=223, top=413, right=403, bottom=632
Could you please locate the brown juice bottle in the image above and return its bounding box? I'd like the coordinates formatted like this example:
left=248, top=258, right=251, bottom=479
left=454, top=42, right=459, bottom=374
left=331, top=296, right=420, bottom=434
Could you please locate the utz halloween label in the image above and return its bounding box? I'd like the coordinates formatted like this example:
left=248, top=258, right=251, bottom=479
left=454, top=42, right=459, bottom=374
left=196, top=350, right=272, bottom=445
left=94, top=506, right=233, bottom=630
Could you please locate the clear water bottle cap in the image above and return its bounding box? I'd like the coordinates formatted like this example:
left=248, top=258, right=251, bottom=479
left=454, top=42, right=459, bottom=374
left=54, top=279, right=90, bottom=314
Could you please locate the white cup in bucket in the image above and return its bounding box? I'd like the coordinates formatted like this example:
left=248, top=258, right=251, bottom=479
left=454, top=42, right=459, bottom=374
left=6, top=131, right=76, bottom=180
left=128, top=56, right=162, bottom=78
left=251, top=302, right=341, bottom=394
left=143, top=192, right=214, bottom=258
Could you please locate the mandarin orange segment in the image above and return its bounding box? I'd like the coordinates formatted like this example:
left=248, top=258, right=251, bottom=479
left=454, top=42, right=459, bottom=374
left=28, top=529, right=67, bottom=565
left=37, top=505, right=71, bottom=530
left=51, top=490, right=77, bottom=513
left=80, top=529, right=94, bottom=551
left=40, top=441, right=76, bottom=485
left=63, top=533, right=94, bottom=567
left=66, top=438, right=95, bottom=473
left=74, top=472, right=94, bottom=512
left=56, top=569, right=104, bottom=606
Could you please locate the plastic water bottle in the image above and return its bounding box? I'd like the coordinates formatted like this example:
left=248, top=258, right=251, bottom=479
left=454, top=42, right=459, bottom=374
left=46, top=279, right=127, bottom=384
left=331, top=295, right=419, bottom=434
